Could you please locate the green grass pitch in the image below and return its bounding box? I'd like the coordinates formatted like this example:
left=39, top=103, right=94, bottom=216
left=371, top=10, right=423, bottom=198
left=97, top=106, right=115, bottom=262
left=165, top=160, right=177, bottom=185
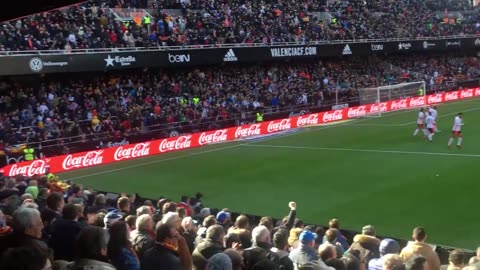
left=60, top=98, right=480, bottom=249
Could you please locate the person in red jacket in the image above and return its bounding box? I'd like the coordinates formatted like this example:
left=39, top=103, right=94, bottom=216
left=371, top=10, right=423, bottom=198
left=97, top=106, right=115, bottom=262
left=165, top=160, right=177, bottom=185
left=177, top=195, right=192, bottom=216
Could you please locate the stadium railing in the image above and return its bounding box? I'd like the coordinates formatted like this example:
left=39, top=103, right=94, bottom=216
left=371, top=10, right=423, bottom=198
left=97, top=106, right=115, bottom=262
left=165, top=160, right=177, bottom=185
left=1, top=34, right=479, bottom=56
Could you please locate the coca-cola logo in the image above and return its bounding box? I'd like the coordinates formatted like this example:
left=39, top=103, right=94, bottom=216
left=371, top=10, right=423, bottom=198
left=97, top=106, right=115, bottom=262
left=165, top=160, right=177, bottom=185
left=460, top=89, right=473, bottom=99
left=347, top=106, right=367, bottom=118
left=235, top=124, right=261, bottom=138
left=322, top=110, right=344, bottom=123
left=114, top=142, right=151, bottom=161
left=296, top=114, right=319, bottom=126
left=445, top=91, right=459, bottom=101
left=409, top=96, right=425, bottom=107
left=369, top=103, right=388, bottom=113
left=8, top=159, right=49, bottom=176
left=267, top=119, right=292, bottom=133
left=427, top=94, right=443, bottom=104
left=390, top=99, right=408, bottom=111
left=159, top=135, right=192, bottom=152
left=62, top=151, right=104, bottom=170
left=475, top=88, right=480, bottom=97
left=198, top=130, right=228, bottom=145
left=288, top=110, right=309, bottom=117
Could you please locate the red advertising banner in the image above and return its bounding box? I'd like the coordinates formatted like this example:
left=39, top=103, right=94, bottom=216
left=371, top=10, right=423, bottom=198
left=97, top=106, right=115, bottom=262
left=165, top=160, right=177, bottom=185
left=2, top=88, right=480, bottom=177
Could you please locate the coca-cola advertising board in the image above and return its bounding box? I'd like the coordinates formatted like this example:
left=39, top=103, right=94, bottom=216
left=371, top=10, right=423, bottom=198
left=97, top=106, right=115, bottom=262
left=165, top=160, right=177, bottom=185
left=1, top=88, right=479, bottom=177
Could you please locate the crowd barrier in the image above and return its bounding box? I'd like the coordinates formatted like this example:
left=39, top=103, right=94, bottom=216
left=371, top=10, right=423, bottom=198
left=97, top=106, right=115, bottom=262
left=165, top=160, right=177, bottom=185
left=1, top=88, right=479, bottom=177
left=1, top=37, right=479, bottom=75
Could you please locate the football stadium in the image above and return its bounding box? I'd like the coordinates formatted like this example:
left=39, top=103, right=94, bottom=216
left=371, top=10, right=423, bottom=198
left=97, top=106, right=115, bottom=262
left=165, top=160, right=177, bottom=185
left=1, top=0, right=480, bottom=270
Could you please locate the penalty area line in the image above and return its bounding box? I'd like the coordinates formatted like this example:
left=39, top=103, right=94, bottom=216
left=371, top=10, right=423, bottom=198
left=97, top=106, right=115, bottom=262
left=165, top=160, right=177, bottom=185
left=243, top=144, right=480, bottom=158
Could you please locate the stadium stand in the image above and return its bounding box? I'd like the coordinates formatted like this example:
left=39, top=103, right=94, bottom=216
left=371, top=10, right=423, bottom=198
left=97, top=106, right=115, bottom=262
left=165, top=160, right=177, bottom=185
left=0, top=0, right=480, bottom=51
left=0, top=54, right=477, bottom=157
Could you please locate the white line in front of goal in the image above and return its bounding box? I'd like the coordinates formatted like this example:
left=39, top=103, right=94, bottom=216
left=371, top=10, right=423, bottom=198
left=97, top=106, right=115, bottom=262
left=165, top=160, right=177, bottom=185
left=244, top=144, right=480, bottom=158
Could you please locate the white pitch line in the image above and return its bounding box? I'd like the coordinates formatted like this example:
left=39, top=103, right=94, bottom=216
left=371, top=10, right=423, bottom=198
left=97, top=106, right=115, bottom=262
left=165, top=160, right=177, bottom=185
left=245, top=144, right=480, bottom=158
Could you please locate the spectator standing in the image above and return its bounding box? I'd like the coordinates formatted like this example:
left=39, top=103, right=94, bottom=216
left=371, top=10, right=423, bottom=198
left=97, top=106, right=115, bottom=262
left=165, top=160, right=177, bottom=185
left=181, top=216, right=197, bottom=253
left=446, top=250, right=465, bottom=270
left=0, top=207, right=47, bottom=256
left=130, top=214, right=155, bottom=259
left=405, top=255, right=429, bottom=270
left=107, top=221, right=140, bottom=270
left=49, top=203, right=84, bottom=261
left=41, top=192, right=64, bottom=240
left=141, top=222, right=185, bottom=270
left=368, top=239, right=401, bottom=270
left=242, top=225, right=279, bottom=269
left=57, top=226, right=115, bottom=270
left=289, top=230, right=319, bottom=268
left=208, top=252, right=233, bottom=270
left=193, top=224, right=226, bottom=270
left=383, top=254, right=404, bottom=270
left=270, top=228, right=294, bottom=270
left=162, top=212, right=193, bottom=270
left=400, top=227, right=440, bottom=270
left=228, top=215, right=252, bottom=249
left=0, top=245, right=52, bottom=270
left=348, top=225, right=381, bottom=264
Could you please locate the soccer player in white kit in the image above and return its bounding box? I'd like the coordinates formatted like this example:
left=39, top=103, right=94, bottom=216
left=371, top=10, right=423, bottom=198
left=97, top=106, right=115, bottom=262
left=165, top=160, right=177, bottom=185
left=413, top=108, right=426, bottom=137
left=425, top=112, right=435, bottom=142
left=429, top=106, right=439, bottom=132
left=448, top=113, right=464, bottom=149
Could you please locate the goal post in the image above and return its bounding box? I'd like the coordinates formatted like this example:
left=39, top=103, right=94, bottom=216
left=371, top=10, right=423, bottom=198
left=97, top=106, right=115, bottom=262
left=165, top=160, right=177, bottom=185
left=357, top=81, right=426, bottom=117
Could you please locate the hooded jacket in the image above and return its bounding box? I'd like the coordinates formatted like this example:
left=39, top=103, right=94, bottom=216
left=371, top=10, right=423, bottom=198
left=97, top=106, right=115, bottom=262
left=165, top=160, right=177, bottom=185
left=348, top=234, right=380, bottom=263
left=400, top=241, right=440, bottom=270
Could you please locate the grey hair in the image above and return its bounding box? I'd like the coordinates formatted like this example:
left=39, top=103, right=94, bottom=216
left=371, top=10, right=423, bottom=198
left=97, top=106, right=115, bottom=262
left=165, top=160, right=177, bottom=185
left=12, top=207, right=41, bottom=233
left=252, top=225, right=270, bottom=244
left=161, top=212, right=179, bottom=225
left=136, top=214, right=153, bottom=231
left=94, top=194, right=106, bottom=205
left=136, top=206, right=151, bottom=216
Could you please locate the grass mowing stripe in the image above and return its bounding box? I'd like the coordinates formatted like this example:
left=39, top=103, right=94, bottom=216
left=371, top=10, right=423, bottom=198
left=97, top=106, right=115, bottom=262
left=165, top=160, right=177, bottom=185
left=244, top=144, right=480, bottom=158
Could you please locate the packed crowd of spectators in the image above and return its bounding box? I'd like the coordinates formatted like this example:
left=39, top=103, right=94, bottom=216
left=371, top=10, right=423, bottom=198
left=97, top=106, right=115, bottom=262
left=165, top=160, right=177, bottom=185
left=0, top=174, right=477, bottom=270
left=0, top=54, right=476, bottom=149
left=1, top=0, right=479, bottom=51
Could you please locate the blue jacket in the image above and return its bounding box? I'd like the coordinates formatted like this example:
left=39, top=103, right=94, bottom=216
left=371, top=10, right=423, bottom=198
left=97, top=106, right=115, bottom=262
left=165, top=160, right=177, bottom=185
left=111, top=248, right=140, bottom=270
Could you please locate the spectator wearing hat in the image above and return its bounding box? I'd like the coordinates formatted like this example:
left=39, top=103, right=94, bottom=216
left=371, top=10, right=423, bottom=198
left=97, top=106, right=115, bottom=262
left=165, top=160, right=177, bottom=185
left=193, top=224, right=226, bottom=270
left=446, top=250, right=465, bottom=270
left=142, top=222, right=185, bottom=270
left=348, top=225, right=381, bottom=264
left=0, top=207, right=47, bottom=256
left=130, top=214, right=155, bottom=260
left=104, top=210, right=123, bottom=229
left=368, top=239, right=401, bottom=270
left=289, top=230, right=319, bottom=267
left=208, top=252, right=233, bottom=270
left=50, top=203, right=84, bottom=261
left=216, top=209, right=231, bottom=231
left=271, top=228, right=294, bottom=270
left=400, top=227, right=440, bottom=270
left=243, top=225, right=279, bottom=269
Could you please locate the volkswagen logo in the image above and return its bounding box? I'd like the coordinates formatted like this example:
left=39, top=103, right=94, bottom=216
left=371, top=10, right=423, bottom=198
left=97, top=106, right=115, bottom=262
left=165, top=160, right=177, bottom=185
left=29, top=58, right=43, bottom=72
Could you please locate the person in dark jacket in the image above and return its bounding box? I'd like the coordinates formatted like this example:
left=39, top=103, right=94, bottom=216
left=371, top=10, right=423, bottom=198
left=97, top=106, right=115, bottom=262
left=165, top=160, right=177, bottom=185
left=348, top=225, right=381, bottom=264
left=50, top=203, right=84, bottom=261
left=243, top=225, right=280, bottom=270
left=0, top=207, right=47, bottom=256
left=181, top=216, right=197, bottom=253
left=141, top=222, right=184, bottom=270
left=270, top=229, right=294, bottom=270
left=193, top=224, right=225, bottom=270
left=273, top=202, right=297, bottom=234
left=130, top=214, right=155, bottom=260
left=41, top=192, right=64, bottom=241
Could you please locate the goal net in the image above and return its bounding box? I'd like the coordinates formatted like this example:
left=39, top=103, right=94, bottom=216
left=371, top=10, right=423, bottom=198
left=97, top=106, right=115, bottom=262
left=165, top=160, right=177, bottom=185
left=357, top=81, right=426, bottom=117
